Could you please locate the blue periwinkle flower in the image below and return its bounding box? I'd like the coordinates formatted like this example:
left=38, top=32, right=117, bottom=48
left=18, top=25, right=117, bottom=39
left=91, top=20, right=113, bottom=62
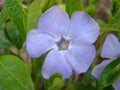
left=92, top=34, right=120, bottom=90
left=26, top=6, right=99, bottom=79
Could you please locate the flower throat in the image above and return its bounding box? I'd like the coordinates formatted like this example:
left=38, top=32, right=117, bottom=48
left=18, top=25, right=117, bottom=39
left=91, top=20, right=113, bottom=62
left=57, top=37, right=69, bottom=50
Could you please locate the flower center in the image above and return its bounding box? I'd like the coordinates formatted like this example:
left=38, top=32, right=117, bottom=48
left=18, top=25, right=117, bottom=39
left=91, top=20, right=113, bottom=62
left=57, top=37, right=69, bottom=50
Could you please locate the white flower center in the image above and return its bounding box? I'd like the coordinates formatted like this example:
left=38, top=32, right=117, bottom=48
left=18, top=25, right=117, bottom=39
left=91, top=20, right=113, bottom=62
left=57, top=37, right=69, bottom=50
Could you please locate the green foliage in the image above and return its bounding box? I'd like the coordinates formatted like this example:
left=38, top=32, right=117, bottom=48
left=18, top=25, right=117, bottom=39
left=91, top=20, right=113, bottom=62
left=37, top=54, right=46, bottom=80
left=0, top=27, right=12, bottom=49
left=27, top=0, right=42, bottom=31
left=111, top=0, right=120, bottom=16
left=110, top=0, right=120, bottom=24
left=96, top=19, right=120, bottom=33
left=0, top=49, right=17, bottom=57
left=110, top=0, right=120, bottom=40
left=0, top=7, right=9, bottom=26
left=27, top=0, right=55, bottom=31
left=75, top=83, right=96, bottom=90
left=48, top=78, right=63, bottom=90
left=85, top=5, right=96, bottom=16
left=44, top=73, right=63, bottom=90
left=41, top=0, right=56, bottom=13
left=5, top=22, right=25, bottom=49
left=97, top=58, right=120, bottom=90
left=65, top=0, right=83, bottom=17
left=0, top=55, right=34, bottom=90
left=5, top=0, right=27, bottom=38
left=118, top=32, right=120, bottom=40
left=88, top=0, right=99, bottom=5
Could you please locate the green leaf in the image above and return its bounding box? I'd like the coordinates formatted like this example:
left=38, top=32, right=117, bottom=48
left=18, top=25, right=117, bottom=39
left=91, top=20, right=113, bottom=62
left=0, top=27, right=12, bottom=49
left=65, top=0, right=83, bottom=17
left=100, top=23, right=120, bottom=32
left=0, top=55, right=34, bottom=90
left=95, top=19, right=120, bottom=33
left=48, top=77, right=63, bottom=90
left=75, top=83, right=96, bottom=90
left=110, top=10, right=120, bottom=24
left=27, top=0, right=42, bottom=31
left=97, top=58, right=120, bottom=90
left=5, top=22, right=24, bottom=49
left=111, top=0, right=120, bottom=16
left=5, top=0, right=27, bottom=38
left=85, top=5, right=96, bottom=16
left=27, top=0, right=55, bottom=31
left=110, top=0, right=120, bottom=24
left=0, top=7, right=9, bottom=26
left=44, top=73, right=63, bottom=90
left=41, top=0, right=56, bottom=13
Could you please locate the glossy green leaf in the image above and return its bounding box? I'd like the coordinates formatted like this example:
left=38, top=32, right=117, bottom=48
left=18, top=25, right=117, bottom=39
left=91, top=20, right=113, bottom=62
left=5, top=22, right=24, bottom=49
left=0, top=55, right=34, bottom=90
left=5, top=0, right=27, bottom=38
left=65, top=0, right=83, bottom=17
left=97, top=58, right=120, bottom=90
left=0, top=7, right=9, bottom=26
left=0, top=27, right=12, bottom=49
left=27, top=0, right=55, bottom=31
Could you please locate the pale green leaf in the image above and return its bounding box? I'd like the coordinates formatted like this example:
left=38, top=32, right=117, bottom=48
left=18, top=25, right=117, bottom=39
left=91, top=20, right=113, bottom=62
left=27, top=0, right=42, bottom=31
left=0, top=55, right=34, bottom=90
left=65, top=0, right=83, bottom=17
left=27, top=0, right=55, bottom=31
left=44, top=73, right=63, bottom=90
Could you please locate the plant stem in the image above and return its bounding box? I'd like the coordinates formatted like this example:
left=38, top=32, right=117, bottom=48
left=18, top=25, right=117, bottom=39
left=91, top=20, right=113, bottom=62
left=91, top=32, right=108, bottom=70
left=31, top=58, right=39, bottom=90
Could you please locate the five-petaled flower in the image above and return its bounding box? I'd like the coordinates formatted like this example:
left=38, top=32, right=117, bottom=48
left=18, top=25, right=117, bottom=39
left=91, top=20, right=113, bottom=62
left=26, top=6, right=99, bottom=79
left=92, top=34, right=120, bottom=90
